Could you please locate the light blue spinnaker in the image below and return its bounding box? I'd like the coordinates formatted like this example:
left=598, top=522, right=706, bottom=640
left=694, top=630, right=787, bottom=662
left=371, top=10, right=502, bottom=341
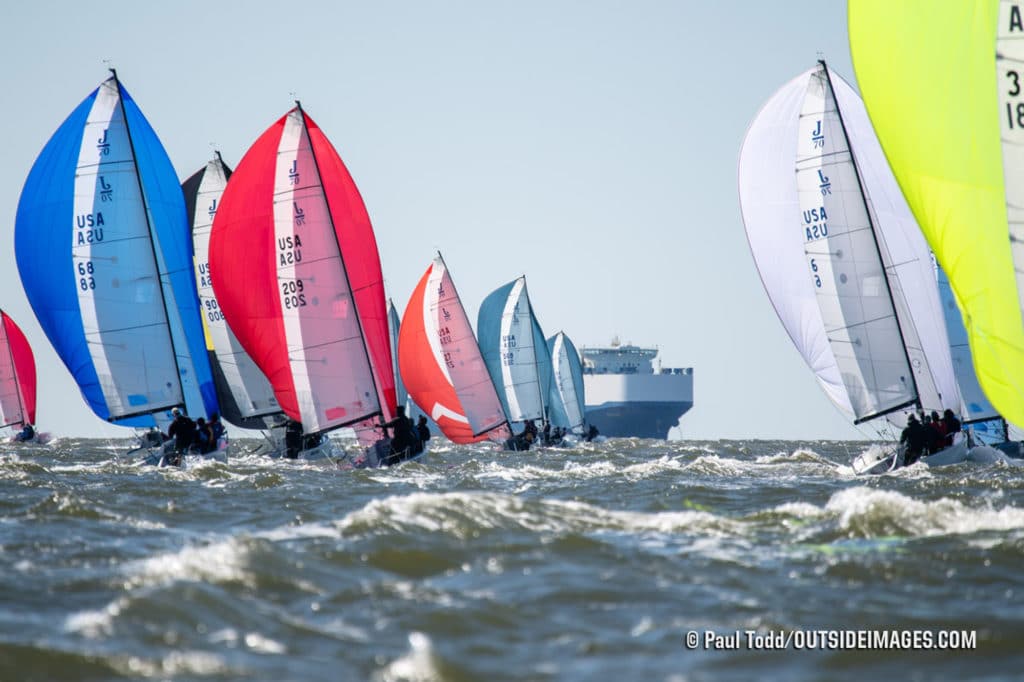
left=477, top=277, right=552, bottom=423
left=547, top=331, right=585, bottom=432
left=935, top=260, right=1004, bottom=440
left=15, top=72, right=218, bottom=427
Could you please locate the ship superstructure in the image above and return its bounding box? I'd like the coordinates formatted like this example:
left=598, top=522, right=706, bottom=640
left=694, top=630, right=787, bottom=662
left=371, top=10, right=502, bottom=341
left=581, top=339, right=693, bottom=439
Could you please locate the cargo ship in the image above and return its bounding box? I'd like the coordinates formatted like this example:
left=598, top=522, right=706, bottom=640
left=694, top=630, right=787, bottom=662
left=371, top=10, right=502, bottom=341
left=581, top=339, right=693, bottom=439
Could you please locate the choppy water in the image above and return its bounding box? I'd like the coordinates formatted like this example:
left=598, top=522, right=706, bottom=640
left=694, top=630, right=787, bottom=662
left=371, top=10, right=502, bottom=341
left=1, top=437, right=1022, bottom=681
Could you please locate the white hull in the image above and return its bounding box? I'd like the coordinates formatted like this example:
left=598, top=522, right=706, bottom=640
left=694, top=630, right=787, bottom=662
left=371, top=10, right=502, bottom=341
left=852, top=436, right=982, bottom=475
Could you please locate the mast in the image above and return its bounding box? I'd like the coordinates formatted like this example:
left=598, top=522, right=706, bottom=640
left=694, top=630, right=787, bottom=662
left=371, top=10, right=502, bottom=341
left=295, top=101, right=383, bottom=434
left=818, top=59, right=922, bottom=421
left=111, top=71, right=186, bottom=419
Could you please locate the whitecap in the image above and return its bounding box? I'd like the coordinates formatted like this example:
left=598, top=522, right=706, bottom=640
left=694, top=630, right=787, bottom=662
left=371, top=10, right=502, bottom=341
left=337, top=491, right=740, bottom=539
left=375, top=631, right=442, bottom=682
left=826, top=486, right=1024, bottom=537
left=244, top=631, right=287, bottom=654
left=121, top=650, right=229, bottom=677
left=64, top=596, right=129, bottom=638
left=124, top=538, right=254, bottom=588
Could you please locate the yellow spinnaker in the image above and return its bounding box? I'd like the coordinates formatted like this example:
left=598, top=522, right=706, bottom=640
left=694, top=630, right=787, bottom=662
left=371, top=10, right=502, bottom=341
left=849, top=0, right=1024, bottom=426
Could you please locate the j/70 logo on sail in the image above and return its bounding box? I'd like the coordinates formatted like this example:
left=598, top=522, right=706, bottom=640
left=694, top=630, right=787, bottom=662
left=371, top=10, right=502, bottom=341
left=811, top=120, right=824, bottom=148
left=97, top=129, right=110, bottom=156
left=98, top=176, right=113, bottom=202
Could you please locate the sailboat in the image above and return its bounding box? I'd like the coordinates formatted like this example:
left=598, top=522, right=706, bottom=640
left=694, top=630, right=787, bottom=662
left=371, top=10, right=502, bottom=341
left=477, top=276, right=553, bottom=450
left=208, top=102, right=397, bottom=464
left=15, top=70, right=219, bottom=459
left=738, top=61, right=965, bottom=474
left=546, top=331, right=586, bottom=439
left=0, top=311, right=42, bottom=443
left=388, top=299, right=409, bottom=414
left=398, top=253, right=512, bottom=445
left=183, top=152, right=284, bottom=454
left=849, top=1, right=1024, bottom=436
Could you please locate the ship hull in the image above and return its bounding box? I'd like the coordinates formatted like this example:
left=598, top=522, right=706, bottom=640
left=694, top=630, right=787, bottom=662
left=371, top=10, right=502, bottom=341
left=584, top=400, right=693, bottom=439
left=583, top=372, right=693, bottom=439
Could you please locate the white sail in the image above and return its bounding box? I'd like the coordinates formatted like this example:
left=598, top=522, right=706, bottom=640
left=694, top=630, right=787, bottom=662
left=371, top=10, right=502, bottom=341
left=73, top=78, right=182, bottom=418
left=388, top=299, right=408, bottom=411
left=191, top=156, right=279, bottom=420
left=834, top=69, right=961, bottom=420
left=549, top=332, right=585, bottom=430
left=998, top=0, right=1024, bottom=317
left=273, top=109, right=380, bottom=433
left=0, top=322, right=24, bottom=428
left=498, top=279, right=545, bottom=421
left=796, top=66, right=918, bottom=420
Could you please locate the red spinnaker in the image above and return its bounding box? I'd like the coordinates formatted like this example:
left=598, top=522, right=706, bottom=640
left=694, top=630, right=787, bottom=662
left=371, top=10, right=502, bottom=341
left=399, top=258, right=510, bottom=444
left=209, top=106, right=395, bottom=430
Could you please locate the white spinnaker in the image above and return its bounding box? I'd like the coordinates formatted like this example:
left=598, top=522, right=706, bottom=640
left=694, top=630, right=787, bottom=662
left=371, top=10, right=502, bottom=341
left=192, top=157, right=278, bottom=419
left=796, top=65, right=918, bottom=421
left=498, top=278, right=544, bottom=422
left=740, top=64, right=961, bottom=425
left=551, top=332, right=584, bottom=430
left=426, top=256, right=507, bottom=434
left=738, top=70, right=852, bottom=417
left=0, top=323, right=23, bottom=428
left=73, top=78, right=181, bottom=418
left=274, top=109, right=379, bottom=432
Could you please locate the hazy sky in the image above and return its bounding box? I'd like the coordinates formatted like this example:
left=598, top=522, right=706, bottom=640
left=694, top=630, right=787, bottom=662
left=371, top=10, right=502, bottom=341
left=0, top=1, right=872, bottom=440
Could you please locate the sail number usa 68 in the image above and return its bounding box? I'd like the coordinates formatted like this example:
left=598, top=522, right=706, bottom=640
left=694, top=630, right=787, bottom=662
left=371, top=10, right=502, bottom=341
left=77, top=261, right=96, bottom=290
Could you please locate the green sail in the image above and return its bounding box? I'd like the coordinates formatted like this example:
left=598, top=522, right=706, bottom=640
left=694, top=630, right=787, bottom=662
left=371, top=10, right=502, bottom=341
left=849, top=0, right=1024, bottom=426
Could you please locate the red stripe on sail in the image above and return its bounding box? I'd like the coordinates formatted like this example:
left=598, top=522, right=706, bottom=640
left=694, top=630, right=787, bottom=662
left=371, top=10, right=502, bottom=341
left=209, top=113, right=298, bottom=420
left=325, top=407, right=347, bottom=420
left=399, top=263, right=489, bottom=444
left=307, top=115, right=397, bottom=422
left=3, top=312, right=36, bottom=426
